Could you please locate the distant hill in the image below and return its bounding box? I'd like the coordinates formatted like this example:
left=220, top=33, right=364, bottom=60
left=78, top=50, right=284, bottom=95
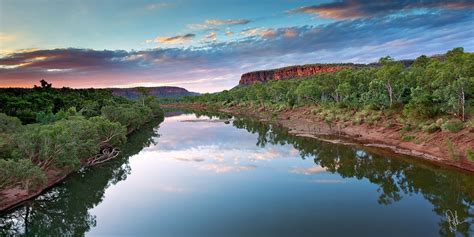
left=110, top=86, right=199, bottom=99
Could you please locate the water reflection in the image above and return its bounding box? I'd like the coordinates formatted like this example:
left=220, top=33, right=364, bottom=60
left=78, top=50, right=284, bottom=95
left=231, top=114, right=474, bottom=236
left=0, top=111, right=473, bottom=237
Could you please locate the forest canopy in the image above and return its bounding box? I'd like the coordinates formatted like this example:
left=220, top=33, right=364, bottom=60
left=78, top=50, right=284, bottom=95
left=0, top=82, right=164, bottom=193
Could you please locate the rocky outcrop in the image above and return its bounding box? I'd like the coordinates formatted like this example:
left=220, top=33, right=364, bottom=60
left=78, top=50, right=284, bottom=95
left=239, top=63, right=362, bottom=85
left=111, top=86, right=199, bottom=99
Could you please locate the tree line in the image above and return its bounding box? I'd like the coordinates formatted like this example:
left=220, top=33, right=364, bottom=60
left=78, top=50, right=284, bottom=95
left=0, top=81, right=164, bottom=194
left=181, top=48, right=473, bottom=126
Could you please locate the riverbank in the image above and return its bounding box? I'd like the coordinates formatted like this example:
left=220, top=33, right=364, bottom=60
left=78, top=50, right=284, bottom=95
left=0, top=116, right=163, bottom=213
left=0, top=168, right=72, bottom=212
left=163, top=103, right=474, bottom=172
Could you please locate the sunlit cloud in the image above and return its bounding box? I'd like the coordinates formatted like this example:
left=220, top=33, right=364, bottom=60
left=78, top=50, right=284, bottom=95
left=187, top=19, right=250, bottom=30
left=203, top=32, right=217, bottom=42
left=240, top=28, right=261, bottom=37
left=46, top=68, right=72, bottom=72
left=289, top=0, right=474, bottom=20
left=206, top=19, right=250, bottom=26
left=147, top=33, right=196, bottom=44
left=259, top=29, right=276, bottom=39
left=0, top=33, right=16, bottom=43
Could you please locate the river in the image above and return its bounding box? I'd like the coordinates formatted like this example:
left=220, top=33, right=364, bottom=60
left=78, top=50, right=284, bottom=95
left=1, top=111, right=473, bottom=236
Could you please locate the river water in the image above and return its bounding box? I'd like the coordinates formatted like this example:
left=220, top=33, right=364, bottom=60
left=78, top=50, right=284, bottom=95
left=1, top=111, right=473, bottom=237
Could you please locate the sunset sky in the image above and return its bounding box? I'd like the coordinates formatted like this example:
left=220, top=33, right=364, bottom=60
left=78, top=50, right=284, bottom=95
left=0, top=0, right=473, bottom=92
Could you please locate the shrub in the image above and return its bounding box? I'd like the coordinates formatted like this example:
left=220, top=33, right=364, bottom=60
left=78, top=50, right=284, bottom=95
left=441, top=120, right=464, bottom=133
left=401, top=134, right=415, bottom=142
left=401, top=123, right=414, bottom=132
left=0, top=159, right=47, bottom=190
left=466, top=149, right=474, bottom=162
left=421, top=123, right=440, bottom=133
left=352, top=117, right=362, bottom=125
left=324, top=115, right=334, bottom=124
left=384, top=121, right=395, bottom=128
left=0, top=113, right=22, bottom=133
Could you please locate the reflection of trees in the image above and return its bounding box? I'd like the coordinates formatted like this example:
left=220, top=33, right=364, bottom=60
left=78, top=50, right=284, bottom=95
left=0, top=118, right=163, bottom=236
left=232, top=117, right=474, bottom=237
left=1, top=113, right=472, bottom=236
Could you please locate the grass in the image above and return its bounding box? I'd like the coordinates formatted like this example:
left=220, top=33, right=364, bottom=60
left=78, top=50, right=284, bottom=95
left=401, top=134, right=415, bottom=142
left=444, top=139, right=459, bottom=160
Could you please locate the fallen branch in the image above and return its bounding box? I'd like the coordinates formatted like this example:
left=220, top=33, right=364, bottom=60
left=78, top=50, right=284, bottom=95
left=85, top=146, right=121, bottom=167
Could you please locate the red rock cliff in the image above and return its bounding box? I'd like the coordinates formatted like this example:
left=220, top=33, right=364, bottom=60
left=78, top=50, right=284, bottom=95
left=239, top=64, right=356, bottom=85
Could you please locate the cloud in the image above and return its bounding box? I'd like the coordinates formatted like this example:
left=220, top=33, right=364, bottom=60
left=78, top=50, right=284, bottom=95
left=239, top=28, right=291, bottom=39
left=148, top=33, right=196, bottom=44
left=203, top=32, right=217, bottom=42
left=239, top=28, right=262, bottom=37
left=289, top=0, right=474, bottom=19
left=1, top=9, right=472, bottom=92
left=282, top=28, right=298, bottom=38
left=259, top=29, right=276, bottom=39
left=0, top=33, right=16, bottom=43
left=205, top=19, right=250, bottom=26
left=146, top=2, right=169, bottom=10
left=187, top=19, right=250, bottom=30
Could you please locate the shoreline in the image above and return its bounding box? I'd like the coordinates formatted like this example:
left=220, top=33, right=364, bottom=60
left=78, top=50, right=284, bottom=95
left=163, top=103, right=474, bottom=172
left=0, top=117, right=162, bottom=213
left=0, top=168, right=72, bottom=213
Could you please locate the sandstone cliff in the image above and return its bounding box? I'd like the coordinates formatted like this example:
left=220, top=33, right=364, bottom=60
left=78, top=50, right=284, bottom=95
left=239, top=63, right=363, bottom=85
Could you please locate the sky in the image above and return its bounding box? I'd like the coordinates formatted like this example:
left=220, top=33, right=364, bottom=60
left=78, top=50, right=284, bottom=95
left=0, top=0, right=473, bottom=92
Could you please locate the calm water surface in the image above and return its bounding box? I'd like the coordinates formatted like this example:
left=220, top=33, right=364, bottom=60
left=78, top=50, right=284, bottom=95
left=1, top=111, right=473, bottom=237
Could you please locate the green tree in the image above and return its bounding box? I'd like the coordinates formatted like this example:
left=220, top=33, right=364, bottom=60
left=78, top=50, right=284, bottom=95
left=137, top=87, right=150, bottom=106
left=376, top=56, right=404, bottom=107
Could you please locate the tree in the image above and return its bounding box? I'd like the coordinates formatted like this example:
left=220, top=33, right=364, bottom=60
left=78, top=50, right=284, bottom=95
left=433, top=48, right=473, bottom=121
left=137, top=87, right=150, bottom=106
left=376, top=56, right=404, bottom=107
left=0, top=159, right=46, bottom=190
left=89, top=116, right=126, bottom=147
left=33, top=80, right=52, bottom=89
left=295, top=80, right=321, bottom=103
left=14, top=123, right=80, bottom=170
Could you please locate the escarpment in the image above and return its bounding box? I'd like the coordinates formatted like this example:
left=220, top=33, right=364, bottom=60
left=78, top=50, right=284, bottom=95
left=239, top=64, right=362, bottom=85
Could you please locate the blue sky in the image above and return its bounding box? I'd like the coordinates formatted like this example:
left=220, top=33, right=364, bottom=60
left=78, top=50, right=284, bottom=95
left=0, top=0, right=473, bottom=92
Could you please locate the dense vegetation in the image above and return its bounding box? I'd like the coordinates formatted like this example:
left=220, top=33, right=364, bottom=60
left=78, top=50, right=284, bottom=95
left=180, top=48, right=474, bottom=132
left=0, top=81, right=164, bottom=194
